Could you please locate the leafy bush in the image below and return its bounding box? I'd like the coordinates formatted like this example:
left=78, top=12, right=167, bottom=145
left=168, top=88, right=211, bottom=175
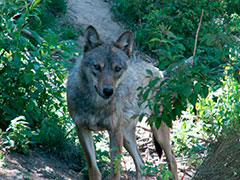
left=0, top=149, right=7, bottom=168
left=142, top=162, right=173, bottom=180
left=193, top=76, right=240, bottom=179
left=168, top=75, right=240, bottom=177
left=111, top=1, right=240, bottom=177
left=197, top=76, right=240, bottom=137
left=37, top=0, right=82, bottom=40
left=0, top=0, right=80, bottom=151
left=1, top=116, right=38, bottom=154
left=111, top=0, right=240, bottom=127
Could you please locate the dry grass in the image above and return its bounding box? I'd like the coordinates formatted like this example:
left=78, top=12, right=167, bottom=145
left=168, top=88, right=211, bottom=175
left=193, top=130, right=240, bottom=180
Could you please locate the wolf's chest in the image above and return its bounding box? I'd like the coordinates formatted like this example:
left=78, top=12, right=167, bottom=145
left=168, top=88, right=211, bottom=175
left=76, top=104, right=121, bottom=131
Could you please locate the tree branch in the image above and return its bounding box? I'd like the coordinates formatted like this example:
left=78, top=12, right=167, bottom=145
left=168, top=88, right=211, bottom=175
left=162, top=56, right=193, bottom=77
left=21, top=28, right=45, bottom=43
left=192, top=10, right=204, bottom=64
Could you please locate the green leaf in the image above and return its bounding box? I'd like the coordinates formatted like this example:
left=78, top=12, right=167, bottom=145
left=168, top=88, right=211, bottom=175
left=29, top=0, right=41, bottom=11
left=173, top=101, right=182, bottom=118
left=153, top=104, right=160, bottom=115
left=147, top=114, right=156, bottom=127
left=17, top=13, right=26, bottom=30
left=149, top=38, right=161, bottom=43
left=146, top=69, right=153, bottom=76
left=131, top=114, right=138, bottom=119
left=24, top=73, right=34, bottom=84
left=28, top=29, right=42, bottom=44
left=201, top=33, right=212, bottom=43
left=138, top=113, right=145, bottom=122
left=159, top=78, right=169, bottom=87
left=202, top=85, right=209, bottom=98
left=183, top=85, right=191, bottom=98
left=219, top=32, right=231, bottom=43
left=143, top=89, right=150, bottom=100
left=149, top=78, right=159, bottom=88
left=0, top=152, right=3, bottom=159
left=194, top=82, right=201, bottom=94
left=155, top=117, right=162, bottom=129
left=206, top=34, right=216, bottom=46
left=162, top=111, right=172, bottom=128
left=2, top=92, right=10, bottom=98
left=190, top=93, right=198, bottom=105
left=25, top=0, right=29, bottom=12
left=136, top=86, right=143, bottom=91
left=166, top=31, right=176, bottom=38
left=182, top=122, right=187, bottom=129
left=29, top=13, right=42, bottom=26
left=176, top=43, right=186, bottom=51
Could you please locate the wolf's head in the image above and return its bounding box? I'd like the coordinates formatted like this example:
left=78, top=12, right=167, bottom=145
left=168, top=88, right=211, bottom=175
left=81, top=26, right=134, bottom=99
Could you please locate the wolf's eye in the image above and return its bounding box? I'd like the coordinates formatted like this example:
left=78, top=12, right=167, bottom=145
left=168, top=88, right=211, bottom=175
left=93, top=64, right=101, bottom=71
left=114, top=66, right=122, bottom=73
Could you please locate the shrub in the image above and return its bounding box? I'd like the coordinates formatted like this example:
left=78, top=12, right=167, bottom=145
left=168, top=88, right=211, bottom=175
left=111, top=0, right=240, bottom=127
left=0, top=0, right=80, bottom=154
left=1, top=116, right=38, bottom=154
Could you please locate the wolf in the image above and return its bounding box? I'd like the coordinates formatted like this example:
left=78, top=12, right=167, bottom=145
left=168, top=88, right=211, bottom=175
left=67, top=25, right=178, bottom=180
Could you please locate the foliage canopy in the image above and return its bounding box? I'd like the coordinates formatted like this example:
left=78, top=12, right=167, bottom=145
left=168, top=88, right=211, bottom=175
left=111, top=0, right=240, bottom=127
left=0, top=0, right=79, bottom=152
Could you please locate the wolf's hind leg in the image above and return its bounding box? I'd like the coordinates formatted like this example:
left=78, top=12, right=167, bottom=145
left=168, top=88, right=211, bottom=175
left=152, top=123, right=178, bottom=180
left=123, top=126, right=144, bottom=180
left=76, top=126, right=101, bottom=180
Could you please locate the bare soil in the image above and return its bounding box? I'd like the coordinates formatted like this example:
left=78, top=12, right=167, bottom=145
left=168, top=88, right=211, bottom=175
left=67, top=0, right=124, bottom=45
left=0, top=148, right=80, bottom=180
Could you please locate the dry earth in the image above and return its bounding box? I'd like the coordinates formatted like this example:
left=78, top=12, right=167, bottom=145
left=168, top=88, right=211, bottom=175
left=67, top=0, right=125, bottom=45
left=0, top=148, right=80, bottom=180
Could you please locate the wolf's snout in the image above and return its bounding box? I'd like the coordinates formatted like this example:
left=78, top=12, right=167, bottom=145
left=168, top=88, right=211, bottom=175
left=103, top=87, right=114, bottom=97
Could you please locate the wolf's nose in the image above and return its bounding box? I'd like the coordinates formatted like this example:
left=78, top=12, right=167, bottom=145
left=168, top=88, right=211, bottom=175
left=103, top=88, right=114, bottom=97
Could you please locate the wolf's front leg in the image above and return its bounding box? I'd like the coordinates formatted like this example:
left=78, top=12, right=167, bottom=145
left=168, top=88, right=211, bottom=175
left=76, top=126, right=101, bottom=180
left=109, top=129, right=123, bottom=180
left=123, top=125, right=144, bottom=180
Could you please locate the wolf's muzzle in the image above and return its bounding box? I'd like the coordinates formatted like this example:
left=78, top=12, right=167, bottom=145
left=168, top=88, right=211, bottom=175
left=94, top=86, right=114, bottom=99
left=103, top=87, right=114, bottom=98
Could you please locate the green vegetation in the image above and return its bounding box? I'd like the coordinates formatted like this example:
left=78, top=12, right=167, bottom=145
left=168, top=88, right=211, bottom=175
left=111, top=0, right=240, bottom=177
left=192, top=76, right=240, bottom=179
left=111, top=0, right=240, bottom=128
left=0, top=0, right=239, bottom=179
left=142, top=162, right=173, bottom=180
left=0, top=0, right=79, bottom=154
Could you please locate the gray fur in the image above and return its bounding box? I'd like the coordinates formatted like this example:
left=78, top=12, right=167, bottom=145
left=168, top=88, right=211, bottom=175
left=67, top=26, right=178, bottom=180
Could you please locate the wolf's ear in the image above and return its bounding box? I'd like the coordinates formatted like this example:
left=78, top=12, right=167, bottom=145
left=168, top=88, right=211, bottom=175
left=114, top=31, right=134, bottom=57
left=84, top=25, right=102, bottom=52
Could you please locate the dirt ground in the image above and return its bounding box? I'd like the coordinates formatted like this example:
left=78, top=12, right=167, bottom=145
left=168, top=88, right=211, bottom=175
left=0, top=148, right=80, bottom=180
left=1, top=0, right=195, bottom=179
left=67, top=0, right=124, bottom=45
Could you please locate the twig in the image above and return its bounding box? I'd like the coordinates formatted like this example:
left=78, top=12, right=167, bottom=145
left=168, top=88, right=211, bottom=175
left=179, top=168, right=193, bottom=178
left=137, top=125, right=151, bottom=133
left=162, top=11, right=203, bottom=76
left=138, top=140, right=152, bottom=147
left=192, top=10, right=204, bottom=64
left=0, top=50, right=6, bottom=57
left=21, top=28, right=45, bottom=43
left=137, top=0, right=142, bottom=24
left=162, top=56, right=193, bottom=77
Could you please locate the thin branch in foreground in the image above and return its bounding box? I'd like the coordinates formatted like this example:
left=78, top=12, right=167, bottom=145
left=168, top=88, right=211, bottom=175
left=162, top=56, right=193, bottom=77
left=21, top=28, right=44, bottom=43
left=162, top=11, right=203, bottom=77
left=192, top=10, right=204, bottom=65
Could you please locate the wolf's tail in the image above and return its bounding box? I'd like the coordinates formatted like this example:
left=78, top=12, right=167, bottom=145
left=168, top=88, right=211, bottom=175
left=153, top=134, right=163, bottom=158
